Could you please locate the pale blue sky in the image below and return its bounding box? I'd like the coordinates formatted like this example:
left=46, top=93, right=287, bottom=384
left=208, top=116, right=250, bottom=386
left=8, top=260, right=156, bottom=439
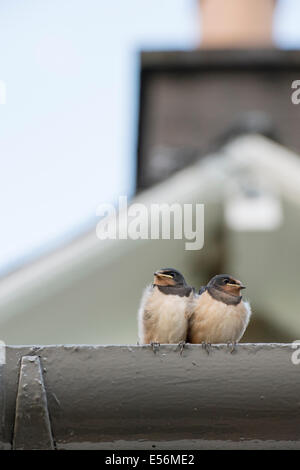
left=0, top=0, right=299, bottom=273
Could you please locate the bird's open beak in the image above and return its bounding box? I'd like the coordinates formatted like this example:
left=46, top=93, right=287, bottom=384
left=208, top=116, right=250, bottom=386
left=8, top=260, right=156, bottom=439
left=154, top=271, right=173, bottom=279
left=227, top=280, right=246, bottom=289
left=237, top=279, right=246, bottom=289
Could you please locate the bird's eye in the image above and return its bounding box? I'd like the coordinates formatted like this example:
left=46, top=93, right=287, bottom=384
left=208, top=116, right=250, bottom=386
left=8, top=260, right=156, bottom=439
left=224, top=279, right=229, bottom=284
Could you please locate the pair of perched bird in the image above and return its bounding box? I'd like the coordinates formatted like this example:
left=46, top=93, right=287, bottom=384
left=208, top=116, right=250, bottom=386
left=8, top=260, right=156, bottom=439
left=138, top=268, right=251, bottom=352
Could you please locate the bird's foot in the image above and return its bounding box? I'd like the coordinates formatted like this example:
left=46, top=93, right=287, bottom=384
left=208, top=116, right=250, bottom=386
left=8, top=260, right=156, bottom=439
left=150, top=342, right=160, bottom=354
left=227, top=341, right=237, bottom=354
left=202, top=342, right=211, bottom=354
left=177, top=341, right=186, bottom=355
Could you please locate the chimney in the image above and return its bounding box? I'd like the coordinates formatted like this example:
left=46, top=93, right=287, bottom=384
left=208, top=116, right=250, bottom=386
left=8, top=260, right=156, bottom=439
left=199, top=0, right=276, bottom=48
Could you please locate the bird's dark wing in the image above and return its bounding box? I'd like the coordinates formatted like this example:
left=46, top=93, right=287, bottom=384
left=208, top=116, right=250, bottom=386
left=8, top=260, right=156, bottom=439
left=198, top=286, right=207, bottom=295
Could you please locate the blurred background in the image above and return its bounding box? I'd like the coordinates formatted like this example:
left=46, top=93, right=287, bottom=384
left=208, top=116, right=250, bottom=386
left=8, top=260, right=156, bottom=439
left=1, top=0, right=300, bottom=344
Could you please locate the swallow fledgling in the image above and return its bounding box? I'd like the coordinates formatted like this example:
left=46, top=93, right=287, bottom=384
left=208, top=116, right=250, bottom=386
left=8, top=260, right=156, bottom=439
left=138, top=268, right=195, bottom=353
left=188, top=274, right=251, bottom=352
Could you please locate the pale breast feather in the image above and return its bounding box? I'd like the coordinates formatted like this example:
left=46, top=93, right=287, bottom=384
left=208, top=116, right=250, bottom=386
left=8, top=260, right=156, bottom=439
left=189, top=291, right=251, bottom=343
left=138, top=285, right=193, bottom=344
left=137, top=284, right=153, bottom=343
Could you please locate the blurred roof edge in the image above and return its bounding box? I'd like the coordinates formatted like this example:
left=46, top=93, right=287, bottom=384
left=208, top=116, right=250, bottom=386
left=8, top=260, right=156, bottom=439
left=140, top=48, right=300, bottom=70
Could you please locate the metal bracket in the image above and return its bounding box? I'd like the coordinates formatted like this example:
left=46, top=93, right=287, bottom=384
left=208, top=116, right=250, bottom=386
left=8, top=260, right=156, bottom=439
left=12, top=356, right=54, bottom=450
